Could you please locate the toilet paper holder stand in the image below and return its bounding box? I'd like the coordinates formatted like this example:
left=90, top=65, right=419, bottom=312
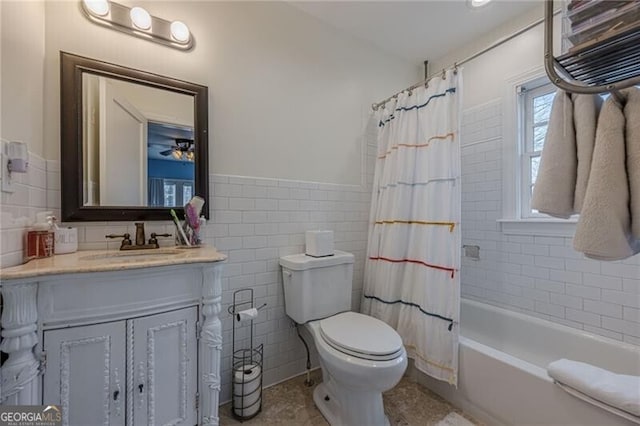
left=228, top=288, right=266, bottom=421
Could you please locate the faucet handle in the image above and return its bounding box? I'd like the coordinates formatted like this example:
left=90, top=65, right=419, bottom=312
left=149, top=233, right=172, bottom=248
left=106, top=233, right=132, bottom=249
left=106, top=233, right=130, bottom=239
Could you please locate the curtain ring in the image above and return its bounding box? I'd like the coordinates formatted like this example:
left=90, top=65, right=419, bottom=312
left=441, top=69, right=446, bottom=80
left=453, top=63, right=458, bottom=75
left=408, top=89, right=413, bottom=96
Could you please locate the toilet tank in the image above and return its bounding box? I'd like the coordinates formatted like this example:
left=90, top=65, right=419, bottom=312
left=279, top=250, right=354, bottom=323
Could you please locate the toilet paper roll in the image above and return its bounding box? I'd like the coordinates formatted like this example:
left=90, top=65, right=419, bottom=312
left=236, top=308, right=258, bottom=322
left=233, top=364, right=262, bottom=418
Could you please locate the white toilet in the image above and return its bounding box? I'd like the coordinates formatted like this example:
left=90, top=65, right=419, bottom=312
left=279, top=250, right=407, bottom=426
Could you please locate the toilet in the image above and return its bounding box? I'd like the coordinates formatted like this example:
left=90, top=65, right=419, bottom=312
left=279, top=250, right=407, bottom=426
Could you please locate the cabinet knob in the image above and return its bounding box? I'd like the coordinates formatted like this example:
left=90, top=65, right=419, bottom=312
left=138, top=383, right=144, bottom=393
left=113, top=390, right=119, bottom=400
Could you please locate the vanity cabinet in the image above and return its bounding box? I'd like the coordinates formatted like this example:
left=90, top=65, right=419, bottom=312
left=0, top=248, right=226, bottom=426
left=43, top=320, right=127, bottom=426
left=43, top=307, right=197, bottom=426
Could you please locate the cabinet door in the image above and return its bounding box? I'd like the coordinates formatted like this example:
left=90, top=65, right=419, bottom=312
left=130, top=307, right=198, bottom=426
left=43, top=321, right=127, bottom=426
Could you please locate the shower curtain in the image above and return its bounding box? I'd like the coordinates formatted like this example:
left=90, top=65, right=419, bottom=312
left=362, top=69, right=461, bottom=385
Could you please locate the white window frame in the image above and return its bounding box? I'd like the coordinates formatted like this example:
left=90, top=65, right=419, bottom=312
left=499, top=67, right=577, bottom=237
left=519, top=78, right=555, bottom=218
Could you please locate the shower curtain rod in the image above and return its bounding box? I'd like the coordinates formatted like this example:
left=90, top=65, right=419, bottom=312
left=372, top=8, right=561, bottom=110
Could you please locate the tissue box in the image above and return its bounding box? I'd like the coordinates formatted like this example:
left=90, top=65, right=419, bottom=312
left=305, top=230, right=334, bottom=257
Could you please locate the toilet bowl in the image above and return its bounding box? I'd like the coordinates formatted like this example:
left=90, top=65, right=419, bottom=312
left=306, top=312, right=407, bottom=426
left=279, top=250, right=407, bottom=425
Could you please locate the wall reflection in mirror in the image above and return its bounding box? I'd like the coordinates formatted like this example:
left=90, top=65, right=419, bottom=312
left=82, top=74, right=195, bottom=208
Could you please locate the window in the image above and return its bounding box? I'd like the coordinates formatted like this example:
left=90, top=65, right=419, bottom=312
left=183, top=185, right=193, bottom=204
left=157, top=179, right=193, bottom=207
left=163, top=183, right=176, bottom=207
left=519, top=78, right=556, bottom=218
left=501, top=70, right=577, bottom=236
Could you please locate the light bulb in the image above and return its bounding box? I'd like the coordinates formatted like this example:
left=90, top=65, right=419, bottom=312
left=469, top=0, right=492, bottom=7
left=130, top=6, right=152, bottom=30
left=172, top=150, right=183, bottom=160
left=83, top=0, right=110, bottom=16
left=186, top=151, right=195, bottom=161
left=170, top=21, right=190, bottom=43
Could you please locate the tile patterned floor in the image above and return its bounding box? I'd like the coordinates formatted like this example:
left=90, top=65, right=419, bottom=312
left=220, top=370, right=481, bottom=425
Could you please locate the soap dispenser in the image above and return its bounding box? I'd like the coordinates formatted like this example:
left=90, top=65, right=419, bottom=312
left=25, top=212, right=55, bottom=261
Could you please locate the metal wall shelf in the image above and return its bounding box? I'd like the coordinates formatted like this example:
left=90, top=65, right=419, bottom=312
left=545, top=0, right=640, bottom=95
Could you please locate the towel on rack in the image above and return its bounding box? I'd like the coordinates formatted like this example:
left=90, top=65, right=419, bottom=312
left=574, top=89, right=640, bottom=260
left=531, top=90, right=601, bottom=218
left=626, top=88, right=640, bottom=239
left=547, top=359, right=640, bottom=417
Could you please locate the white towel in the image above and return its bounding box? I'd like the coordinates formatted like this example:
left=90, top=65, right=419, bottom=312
left=574, top=94, right=602, bottom=212
left=531, top=91, right=601, bottom=218
left=574, top=90, right=640, bottom=260
left=626, top=88, right=640, bottom=239
left=547, top=359, right=640, bottom=417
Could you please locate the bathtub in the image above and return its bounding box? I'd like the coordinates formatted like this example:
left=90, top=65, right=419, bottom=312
left=419, top=298, right=640, bottom=426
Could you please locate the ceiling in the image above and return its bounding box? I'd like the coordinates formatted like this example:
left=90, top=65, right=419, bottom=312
left=289, top=1, right=541, bottom=65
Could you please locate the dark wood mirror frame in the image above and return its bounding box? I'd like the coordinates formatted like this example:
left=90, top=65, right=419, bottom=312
left=60, top=51, right=209, bottom=221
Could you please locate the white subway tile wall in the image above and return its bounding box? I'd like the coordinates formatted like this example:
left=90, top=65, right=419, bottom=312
left=0, top=152, right=48, bottom=267
left=461, top=100, right=640, bottom=346
left=208, top=174, right=371, bottom=401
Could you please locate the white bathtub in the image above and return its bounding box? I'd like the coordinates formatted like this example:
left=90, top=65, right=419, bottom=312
left=419, top=299, right=640, bottom=426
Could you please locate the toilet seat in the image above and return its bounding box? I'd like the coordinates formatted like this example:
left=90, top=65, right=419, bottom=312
left=319, top=312, right=404, bottom=361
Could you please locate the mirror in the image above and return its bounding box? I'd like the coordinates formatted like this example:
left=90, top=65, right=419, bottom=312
left=60, top=52, right=209, bottom=221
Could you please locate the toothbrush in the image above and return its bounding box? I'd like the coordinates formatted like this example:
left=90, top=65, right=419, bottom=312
left=188, top=196, right=205, bottom=217
left=185, top=204, right=200, bottom=245
left=170, top=209, right=191, bottom=246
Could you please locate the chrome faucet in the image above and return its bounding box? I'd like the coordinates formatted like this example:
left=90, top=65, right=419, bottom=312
left=106, top=223, right=171, bottom=250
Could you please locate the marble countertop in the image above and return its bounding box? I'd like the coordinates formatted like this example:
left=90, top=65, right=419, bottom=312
left=0, top=246, right=227, bottom=280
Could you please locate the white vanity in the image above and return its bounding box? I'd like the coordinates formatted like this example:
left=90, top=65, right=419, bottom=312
left=0, top=247, right=225, bottom=426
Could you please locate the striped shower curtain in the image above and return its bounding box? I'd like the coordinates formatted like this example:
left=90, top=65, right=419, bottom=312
left=362, top=69, right=462, bottom=385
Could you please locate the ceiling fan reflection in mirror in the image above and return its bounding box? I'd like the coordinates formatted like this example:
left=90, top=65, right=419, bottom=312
left=160, top=138, right=195, bottom=161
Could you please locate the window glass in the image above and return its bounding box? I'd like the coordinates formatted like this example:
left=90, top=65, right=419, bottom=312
left=521, top=80, right=556, bottom=217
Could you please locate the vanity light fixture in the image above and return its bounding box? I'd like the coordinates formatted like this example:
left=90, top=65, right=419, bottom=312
left=80, top=0, right=193, bottom=51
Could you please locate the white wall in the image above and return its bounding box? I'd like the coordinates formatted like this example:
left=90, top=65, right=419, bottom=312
left=109, top=77, right=194, bottom=126
left=0, top=1, right=47, bottom=267
left=429, top=4, right=554, bottom=110
left=42, top=0, right=418, bottom=185
left=1, top=1, right=45, bottom=157
left=431, top=11, right=640, bottom=344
